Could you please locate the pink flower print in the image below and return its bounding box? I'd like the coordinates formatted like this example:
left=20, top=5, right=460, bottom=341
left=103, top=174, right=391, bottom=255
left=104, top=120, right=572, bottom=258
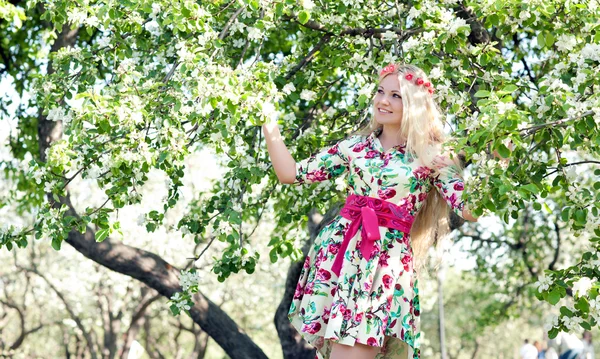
left=352, top=141, right=367, bottom=152
left=315, top=248, right=327, bottom=267
left=448, top=192, right=460, bottom=208
left=330, top=286, right=338, bottom=296
left=382, top=274, right=393, bottom=289
left=363, top=281, right=371, bottom=292
left=342, top=306, right=352, bottom=321
left=401, top=255, right=412, bottom=272
left=365, top=150, right=380, bottom=159
left=367, top=337, right=379, bottom=346
left=306, top=169, right=329, bottom=182
left=379, top=251, right=390, bottom=267
left=413, top=166, right=432, bottom=179
left=381, top=152, right=392, bottom=166
left=302, top=321, right=321, bottom=334
left=327, top=241, right=340, bottom=255
left=354, top=312, right=364, bottom=323
left=293, top=282, right=305, bottom=299
left=316, top=269, right=331, bottom=282
left=302, top=256, right=311, bottom=270
left=378, top=187, right=396, bottom=200
left=418, top=192, right=428, bottom=202
left=304, top=281, right=315, bottom=295
left=327, top=144, right=339, bottom=155
left=322, top=306, right=331, bottom=323
left=454, top=181, right=464, bottom=191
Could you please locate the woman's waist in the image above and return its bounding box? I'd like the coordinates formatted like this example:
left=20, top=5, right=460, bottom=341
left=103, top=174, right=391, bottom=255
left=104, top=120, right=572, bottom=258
left=340, top=194, right=415, bottom=230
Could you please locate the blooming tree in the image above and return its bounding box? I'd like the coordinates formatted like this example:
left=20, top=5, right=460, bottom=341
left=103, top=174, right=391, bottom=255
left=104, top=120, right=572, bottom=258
left=1, top=0, right=599, bottom=354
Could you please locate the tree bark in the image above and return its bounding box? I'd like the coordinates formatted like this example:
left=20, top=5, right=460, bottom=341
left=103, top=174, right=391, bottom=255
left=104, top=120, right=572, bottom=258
left=275, top=205, right=342, bottom=359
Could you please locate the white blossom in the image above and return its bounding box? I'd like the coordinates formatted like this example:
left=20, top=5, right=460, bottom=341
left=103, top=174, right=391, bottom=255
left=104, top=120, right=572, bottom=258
left=300, top=89, right=316, bottom=102
left=535, top=274, right=553, bottom=293
left=282, top=83, right=296, bottom=95
left=144, top=20, right=162, bottom=37
left=573, top=277, right=593, bottom=297
left=300, top=0, right=315, bottom=9
left=563, top=315, right=584, bottom=331
left=555, top=34, right=577, bottom=52
left=84, top=15, right=99, bottom=28
left=179, top=270, right=200, bottom=291
left=67, top=8, right=87, bottom=26
left=448, top=17, right=468, bottom=37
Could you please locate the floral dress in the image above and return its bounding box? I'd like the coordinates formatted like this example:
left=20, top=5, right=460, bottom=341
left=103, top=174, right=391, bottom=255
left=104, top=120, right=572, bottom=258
left=288, top=128, right=466, bottom=359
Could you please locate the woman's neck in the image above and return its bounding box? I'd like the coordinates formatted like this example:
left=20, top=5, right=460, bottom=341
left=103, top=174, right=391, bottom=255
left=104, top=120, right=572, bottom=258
left=378, top=126, right=406, bottom=147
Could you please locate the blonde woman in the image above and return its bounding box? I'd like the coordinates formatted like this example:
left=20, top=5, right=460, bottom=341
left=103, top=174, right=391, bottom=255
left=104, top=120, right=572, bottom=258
left=263, top=63, right=478, bottom=359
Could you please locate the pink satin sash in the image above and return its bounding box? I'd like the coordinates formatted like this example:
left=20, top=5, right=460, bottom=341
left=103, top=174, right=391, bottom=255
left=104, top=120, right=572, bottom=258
left=331, top=194, right=415, bottom=276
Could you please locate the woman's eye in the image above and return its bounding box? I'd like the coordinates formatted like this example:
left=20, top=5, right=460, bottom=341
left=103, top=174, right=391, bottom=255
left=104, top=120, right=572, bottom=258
left=377, top=89, right=384, bottom=94
left=393, top=94, right=401, bottom=99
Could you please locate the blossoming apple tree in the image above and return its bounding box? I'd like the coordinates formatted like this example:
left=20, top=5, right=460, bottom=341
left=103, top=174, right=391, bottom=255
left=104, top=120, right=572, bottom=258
left=1, top=0, right=599, bottom=354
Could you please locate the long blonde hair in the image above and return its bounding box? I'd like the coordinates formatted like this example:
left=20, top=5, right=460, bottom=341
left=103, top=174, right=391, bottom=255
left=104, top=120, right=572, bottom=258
left=352, top=63, right=462, bottom=273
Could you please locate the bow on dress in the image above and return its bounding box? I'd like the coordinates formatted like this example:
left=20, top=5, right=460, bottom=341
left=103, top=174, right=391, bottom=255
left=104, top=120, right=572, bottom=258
left=330, top=194, right=415, bottom=276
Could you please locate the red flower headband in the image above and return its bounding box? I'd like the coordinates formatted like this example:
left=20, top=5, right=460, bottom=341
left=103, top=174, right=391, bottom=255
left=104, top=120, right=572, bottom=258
left=379, top=63, right=435, bottom=94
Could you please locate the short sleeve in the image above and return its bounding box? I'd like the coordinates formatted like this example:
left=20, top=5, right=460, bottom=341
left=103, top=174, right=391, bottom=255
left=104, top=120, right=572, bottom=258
left=431, top=154, right=466, bottom=218
left=293, top=138, right=351, bottom=185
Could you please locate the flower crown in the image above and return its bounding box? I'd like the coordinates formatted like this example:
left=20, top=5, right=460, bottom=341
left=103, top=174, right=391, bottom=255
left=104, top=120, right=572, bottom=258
left=379, top=63, right=435, bottom=94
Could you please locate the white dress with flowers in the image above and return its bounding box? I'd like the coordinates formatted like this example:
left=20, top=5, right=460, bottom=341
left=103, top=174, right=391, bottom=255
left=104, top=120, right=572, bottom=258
left=287, top=129, right=466, bottom=359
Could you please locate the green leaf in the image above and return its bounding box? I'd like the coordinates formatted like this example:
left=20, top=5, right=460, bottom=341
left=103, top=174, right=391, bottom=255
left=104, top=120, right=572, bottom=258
left=496, top=143, right=511, bottom=158
left=474, top=90, right=490, bottom=98
left=548, top=288, right=561, bottom=305
left=298, top=11, right=310, bottom=25
left=574, top=209, right=586, bottom=224
left=501, top=84, right=518, bottom=93
left=545, top=32, right=555, bottom=47
left=95, top=228, right=110, bottom=242
left=51, top=237, right=62, bottom=250
left=521, top=184, right=539, bottom=194
left=537, top=32, right=546, bottom=48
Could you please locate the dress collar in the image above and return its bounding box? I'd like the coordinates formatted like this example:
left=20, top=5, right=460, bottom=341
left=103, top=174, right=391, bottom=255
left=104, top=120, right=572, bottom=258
left=367, top=128, right=406, bottom=153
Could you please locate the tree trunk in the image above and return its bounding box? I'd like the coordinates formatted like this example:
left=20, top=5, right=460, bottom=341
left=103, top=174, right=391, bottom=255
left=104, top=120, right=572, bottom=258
left=275, top=205, right=342, bottom=359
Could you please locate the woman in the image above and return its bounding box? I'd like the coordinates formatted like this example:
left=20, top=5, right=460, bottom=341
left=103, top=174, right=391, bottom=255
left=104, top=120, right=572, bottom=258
left=263, top=63, right=478, bottom=359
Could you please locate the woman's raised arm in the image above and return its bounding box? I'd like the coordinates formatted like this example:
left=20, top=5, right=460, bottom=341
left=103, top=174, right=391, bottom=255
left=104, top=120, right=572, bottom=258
left=262, top=120, right=296, bottom=184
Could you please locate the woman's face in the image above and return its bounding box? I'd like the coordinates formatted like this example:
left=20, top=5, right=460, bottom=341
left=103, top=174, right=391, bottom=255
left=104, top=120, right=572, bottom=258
left=373, top=74, right=403, bottom=126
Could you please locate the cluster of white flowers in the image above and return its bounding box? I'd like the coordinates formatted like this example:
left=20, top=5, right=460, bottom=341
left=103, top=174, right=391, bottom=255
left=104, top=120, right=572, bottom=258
left=563, top=314, right=584, bottom=331
left=47, top=107, right=73, bottom=125
left=447, top=17, right=468, bottom=37
left=300, top=89, right=317, bottom=102
left=572, top=277, right=594, bottom=297
left=555, top=34, right=578, bottom=52
left=170, top=292, right=191, bottom=311
left=67, top=7, right=88, bottom=26
left=116, top=58, right=137, bottom=75
left=179, top=269, right=200, bottom=291
left=402, top=37, right=421, bottom=53
left=544, top=314, right=559, bottom=331
left=175, top=41, right=195, bottom=63
left=246, top=27, right=263, bottom=42
left=495, top=101, right=516, bottom=115
left=282, top=83, right=296, bottom=95
left=144, top=20, right=162, bottom=37
left=300, top=0, right=315, bottom=9
left=535, top=273, right=553, bottom=293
